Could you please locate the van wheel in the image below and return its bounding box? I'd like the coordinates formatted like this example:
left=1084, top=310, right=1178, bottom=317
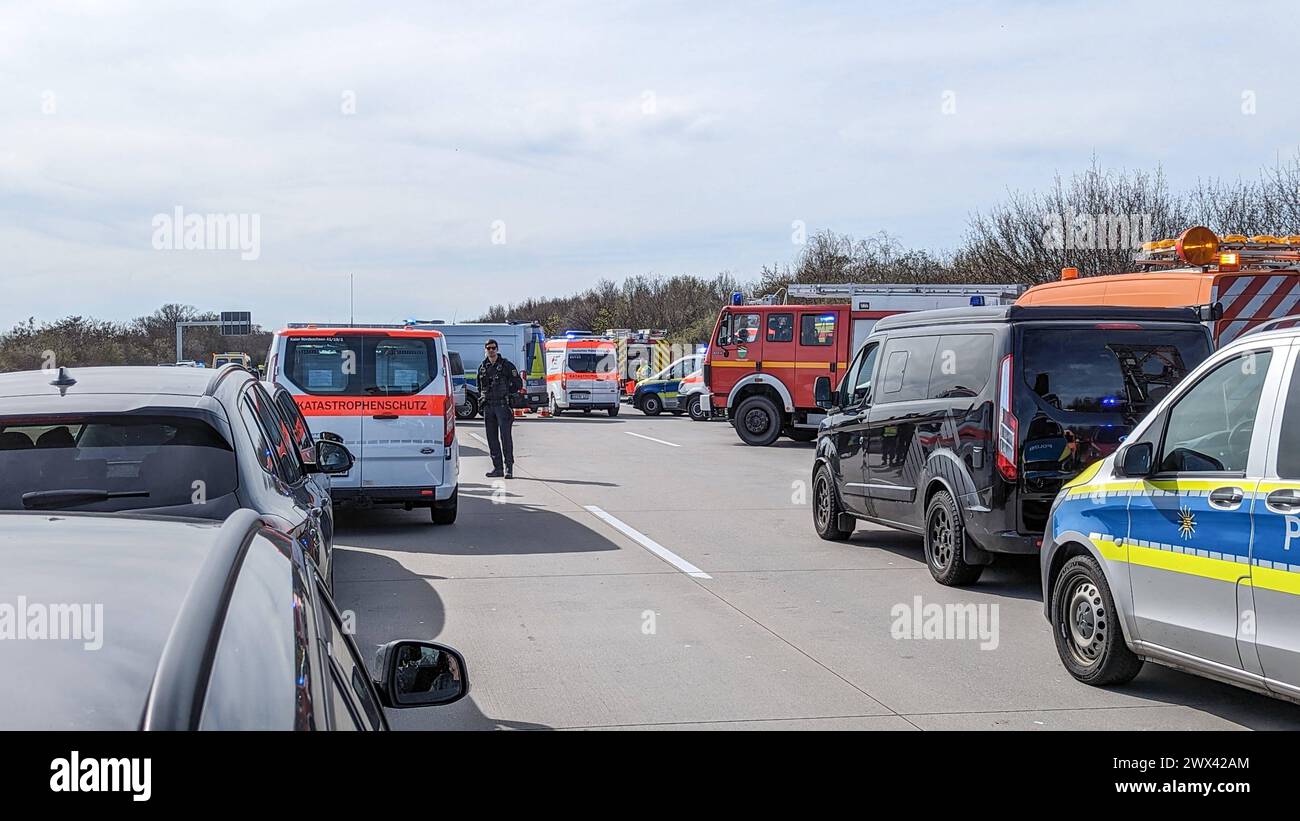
left=813, top=463, right=853, bottom=541
left=734, top=396, right=782, bottom=446
left=923, top=491, right=983, bottom=586
left=642, top=395, right=663, bottom=416
left=687, top=395, right=706, bottom=421
left=455, top=394, right=479, bottom=420
left=431, top=490, right=457, bottom=525
left=549, top=396, right=563, bottom=417
left=1051, top=554, right=1143, bottom=686
left=786, top=428, right=816, bottom=443
left=607, top=405, right=620, bottom=417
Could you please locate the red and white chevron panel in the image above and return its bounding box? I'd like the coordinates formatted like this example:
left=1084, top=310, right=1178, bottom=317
left=1213, top=273, right=1300, bottom=344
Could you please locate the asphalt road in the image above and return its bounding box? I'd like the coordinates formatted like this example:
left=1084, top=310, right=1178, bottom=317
left=332, top=408, right=1300, bottom=730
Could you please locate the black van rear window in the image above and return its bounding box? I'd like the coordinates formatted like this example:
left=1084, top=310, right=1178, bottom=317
left=1020, top=327, right=1211, bottom=417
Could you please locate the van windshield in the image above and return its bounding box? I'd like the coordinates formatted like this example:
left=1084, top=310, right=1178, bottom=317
left=567, top=351, right=617, bottom=374
left=1020, top=327, right=1211, bottom=419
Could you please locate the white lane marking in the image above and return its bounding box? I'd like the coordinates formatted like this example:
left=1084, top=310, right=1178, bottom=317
left=623, top=431, right=680, bottom=448
left=585, top=506, right=710, bottom=579
left=469, top=432, right=489, bottom=446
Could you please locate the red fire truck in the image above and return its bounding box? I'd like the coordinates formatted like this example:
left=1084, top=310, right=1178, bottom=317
left=703, top=283, right=1024, bottom=445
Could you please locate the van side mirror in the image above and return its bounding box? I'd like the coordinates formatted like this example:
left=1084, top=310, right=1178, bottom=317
left=1119, top=442, right=1153, bottom=477
left=814, top=376, right=835, bottom=409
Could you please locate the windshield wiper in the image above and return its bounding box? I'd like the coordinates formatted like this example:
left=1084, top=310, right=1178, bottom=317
left=21, top=489, right=151, bottom=510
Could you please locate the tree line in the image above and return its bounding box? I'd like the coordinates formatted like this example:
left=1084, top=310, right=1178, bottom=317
left=6, top=153, right=1300, bottom=368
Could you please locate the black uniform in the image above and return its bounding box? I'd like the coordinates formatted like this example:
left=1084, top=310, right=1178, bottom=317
left=477, top=355, right=523, bottom=472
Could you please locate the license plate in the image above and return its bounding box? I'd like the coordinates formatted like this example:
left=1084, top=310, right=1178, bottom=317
left=570, top=391, right=590, bottom=399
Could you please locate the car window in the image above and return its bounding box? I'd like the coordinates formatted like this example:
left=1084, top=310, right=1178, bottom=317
left=1277, top=358, right=1300, bottom=480
left=800, top=313, right=836, bottom=346
left=766, top=313, right=794, bottom=343
left=0, top=413, right=237, bottom=513
left=878, top=336, right=939, bottom=402
left=447, top=351, right=465, bottom=376
left=247, top=386, right=302, bottom=485
left=839, top=343, right=878, bottom=406
left=928, top=334, right=994, bottom=399
left=285, top=335, right=438, bottom=397
left=274, top=389, right=316, bottom=466
left=1158, top=349, right=1271, bottom=474
left=719, top=313, right=759, bottom=346
left=373, top=338, right=435, bottom=395
left=200, top=535, right=295, bottom=730
left=314, top=573, right=383, bottom=730
left=1020, top=327, right=1210, bottom=417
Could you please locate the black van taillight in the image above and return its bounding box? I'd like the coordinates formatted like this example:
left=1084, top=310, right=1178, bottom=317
left=996, top=354, right=1018, bottom=482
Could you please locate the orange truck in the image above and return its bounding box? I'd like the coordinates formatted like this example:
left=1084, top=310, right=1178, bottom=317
left=1017, top=227, right=1300, bottom=345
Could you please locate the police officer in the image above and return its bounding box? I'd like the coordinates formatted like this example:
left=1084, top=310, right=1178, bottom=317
left=477, top=339, right=523, bottom=479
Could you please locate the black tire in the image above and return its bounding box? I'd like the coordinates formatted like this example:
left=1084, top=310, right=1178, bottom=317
left=583, top=408, right=591, bottom=415
left=1050, top=554, right=1143, bottom=686
left=687, top=395, right=706, bottom=421
left=607, top=405, right=620, bottom=417
left=733, top=395, right=782, bottom=446
left=431, top=489, right=457, bottom=525
left=549, top=395, right=564, bottom=416
left=455, top=393, right=479, bottom=421
left=786, top=427, right=816, bottom=443
left=923, top=490, right=984, bottom=586
left=812, top=462, right=853, bottom=541
left=641, top=395, right=663, bottom=416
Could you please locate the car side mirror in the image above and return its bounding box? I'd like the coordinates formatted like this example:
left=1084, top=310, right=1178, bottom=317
left=313, top=440, right=354, bottom=475
left=373, top=640, right=469, bottom=709
left=1119, top=442, right=1153, bottom=477
left=814, top=376, right=834, bottom=409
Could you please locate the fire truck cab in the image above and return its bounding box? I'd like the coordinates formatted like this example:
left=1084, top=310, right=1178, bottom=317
left=1018, top=226, right=1300, bottom=346
left=704, top=284, right=1023, bottom=445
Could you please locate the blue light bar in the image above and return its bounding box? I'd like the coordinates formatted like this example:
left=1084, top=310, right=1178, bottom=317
left=970, top=296, right=985, bottom=306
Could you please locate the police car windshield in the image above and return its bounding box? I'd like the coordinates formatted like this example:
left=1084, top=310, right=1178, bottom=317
left=1020, top=327, right=1211, bottom=418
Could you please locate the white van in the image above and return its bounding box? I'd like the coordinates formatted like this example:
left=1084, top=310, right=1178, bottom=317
left=267, top=326, right=459, bottom=523
left=544, top=338, right=620, bottom=416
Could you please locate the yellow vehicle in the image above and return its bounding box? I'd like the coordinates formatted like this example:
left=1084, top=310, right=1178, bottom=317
left=212, top=352, right=253, bottom=369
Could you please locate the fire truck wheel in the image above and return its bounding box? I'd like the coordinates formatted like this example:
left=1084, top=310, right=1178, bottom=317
left=455, top=393, right=479, bottom=421
left=641, top=395, right=663, bottom=416
left=687, top=395, right=706, bottom=421
left=813, top=463, right=853, bottom=541
left=734, top=395, right=782, bottom=446
left=924, top=490, right=984, bottom=586
left=785, top=428, right=816, bottom=443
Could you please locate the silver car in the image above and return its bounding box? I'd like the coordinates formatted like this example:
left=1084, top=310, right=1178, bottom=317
left=1042, top=317, right=1300, bottom=704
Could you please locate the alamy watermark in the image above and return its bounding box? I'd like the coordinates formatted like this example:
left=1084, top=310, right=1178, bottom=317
left=1042, top=210, right=1153, bottom=251
left=0, top=596, right=103, bottom=650
left=151, top=206, right=261, bottom=261
left=890, top=595, right=999, bottom=650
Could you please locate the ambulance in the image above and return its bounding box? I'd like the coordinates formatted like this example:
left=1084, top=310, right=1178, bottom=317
left=544, top=337, right=621, bottom=416
left=704, top=283, right=1024, bottom=445
left=1018, top=227, right=1300, bottom=346
left=267, top=325, right=459, bottom=523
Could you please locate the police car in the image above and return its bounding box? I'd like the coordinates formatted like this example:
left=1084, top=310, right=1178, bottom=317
left=1043, top=316, right=1300, bottom=703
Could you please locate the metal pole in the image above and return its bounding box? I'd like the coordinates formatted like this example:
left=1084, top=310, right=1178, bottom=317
left=176, top=323, right=184, bottom=364
left=350, top=274, right=355, bottom=325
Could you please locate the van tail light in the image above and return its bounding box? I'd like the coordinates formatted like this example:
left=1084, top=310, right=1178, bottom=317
left=444, top=407, right=456, bottom=447
left=996, top=354, right=1018, bottom=482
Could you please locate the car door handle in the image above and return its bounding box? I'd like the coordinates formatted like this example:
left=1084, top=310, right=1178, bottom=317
left=1209, top=487, right=1245, bottom=510
left=1266, top=489, right=1300, bottom=512
left=372, top=414, right=399, bottom=420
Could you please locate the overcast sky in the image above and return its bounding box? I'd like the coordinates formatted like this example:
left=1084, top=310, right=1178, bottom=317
left=2, top=0, right=1297, bottom=331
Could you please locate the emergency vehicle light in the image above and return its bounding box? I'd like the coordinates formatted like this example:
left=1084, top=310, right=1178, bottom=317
left=1175, top=226, right=1219, bottom=266
left=970, top=295, right=985, bottom=306
left=731, top=291, right=744, bottom=306
left=1218, top=251, right=1241, bottom=272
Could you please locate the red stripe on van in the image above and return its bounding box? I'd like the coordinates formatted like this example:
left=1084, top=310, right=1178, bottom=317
left=293, top=395, right=449, bottom=416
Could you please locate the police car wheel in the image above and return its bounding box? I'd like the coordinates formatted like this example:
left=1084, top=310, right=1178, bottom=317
left=455, top=394, right=479, bottom=421
left=734, top=396, right=782, bottom=446
left=642, top=395, right=662, bottom=416
left=687, top=396, right=706, bottom=421
left=813, top=463, right=852, bottom=541
left=923, top=491, right=983, bottom=586
left=1051, top=555, right=1143, bottom=686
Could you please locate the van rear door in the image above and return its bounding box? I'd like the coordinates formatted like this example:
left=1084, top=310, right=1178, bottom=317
left=360, top=334, right=445, bottom=490
left=1213, top=272, right=1300, bottom=345
left=279, top=334, right=365, bottom=493
left=1013, top=321, right=1213, bottom=532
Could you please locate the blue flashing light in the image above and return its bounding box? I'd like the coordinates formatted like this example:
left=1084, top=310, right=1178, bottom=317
left=970, top=296, right=986, bottom=306
left=1100, top=396, right=1121, bottom=408
left=731, top=291, right=744, bottom=306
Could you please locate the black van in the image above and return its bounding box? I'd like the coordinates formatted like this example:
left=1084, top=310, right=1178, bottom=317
left=810, top=305, right=1213, bottom=585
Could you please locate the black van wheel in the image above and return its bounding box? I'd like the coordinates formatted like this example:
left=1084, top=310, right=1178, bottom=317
left=734, top=396, right=782, bottom=446
left=1051, top=554, right=1143, bottom=686
left=687, top=395, right=707, bottom=421
left=813, top=463, right=853, bottom=541
left=432, top=490, right=457, bottom=525
left=641, top=395, right=663, bottom=416
left=455, top=393, right=479, bottom=420
left=923, top=490, right=983, bottom=586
